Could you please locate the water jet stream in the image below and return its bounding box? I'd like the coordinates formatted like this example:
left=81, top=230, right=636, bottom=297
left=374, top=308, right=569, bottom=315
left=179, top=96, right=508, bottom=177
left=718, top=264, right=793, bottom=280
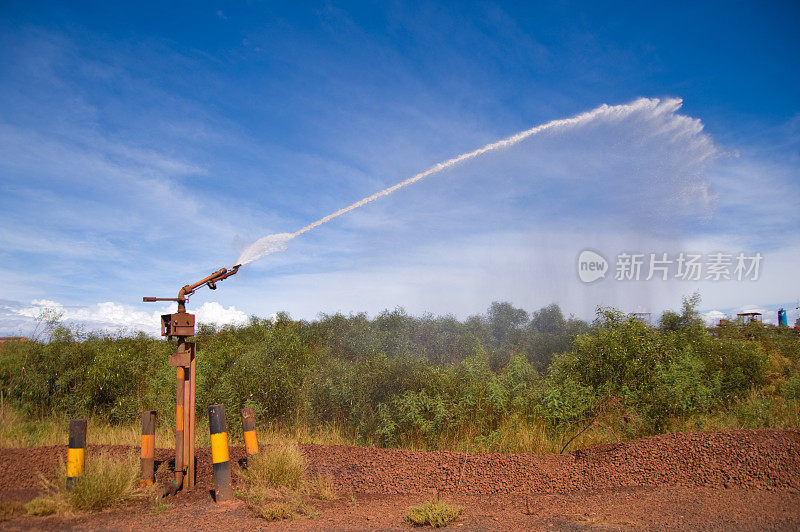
left=237, top=97, right=683, bottom=266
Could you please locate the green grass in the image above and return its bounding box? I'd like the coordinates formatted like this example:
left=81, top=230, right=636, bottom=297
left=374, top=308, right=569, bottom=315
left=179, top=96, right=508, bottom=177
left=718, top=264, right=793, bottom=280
left=406, top=498, right=463, bottom=528
left=4, top=398, right=799, bottom=460
left=237, top=441, right=307, bottom=520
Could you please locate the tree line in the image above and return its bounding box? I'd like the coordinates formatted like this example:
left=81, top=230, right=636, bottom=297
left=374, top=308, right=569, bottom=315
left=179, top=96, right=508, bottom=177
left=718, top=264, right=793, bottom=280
left=1, top=296, right=798, bottom=452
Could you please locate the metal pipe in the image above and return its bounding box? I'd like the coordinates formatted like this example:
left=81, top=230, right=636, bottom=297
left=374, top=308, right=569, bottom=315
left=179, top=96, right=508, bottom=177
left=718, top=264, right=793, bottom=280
left=182, top=369, right=190, bottom=487
left=187, top=349, right=196, bottom=490
left=208, top=405, right=233, bottom=502
left=67, top=419, right=87, bottom=490
left=175, top=365, right=185, bottom=487
left=241, top=407, right=259, bottom=458
left=140, top=410, right=156, bottom=486
left=178, top=265, right=240, bottom=300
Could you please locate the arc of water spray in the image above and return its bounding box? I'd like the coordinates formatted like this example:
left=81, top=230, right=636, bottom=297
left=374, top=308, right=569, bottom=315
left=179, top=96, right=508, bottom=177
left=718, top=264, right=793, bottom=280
left=236, top=97, right=680, bottom=266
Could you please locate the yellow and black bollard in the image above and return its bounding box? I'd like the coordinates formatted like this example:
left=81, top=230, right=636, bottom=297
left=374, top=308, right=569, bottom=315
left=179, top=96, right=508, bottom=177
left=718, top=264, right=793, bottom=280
left=208, top=405, right=233, bottom=502
left=66, top=419, right=87, bottom=490
left=241, top=407, right=259, bottom=459
left=140, top=410, right=156, bottom=486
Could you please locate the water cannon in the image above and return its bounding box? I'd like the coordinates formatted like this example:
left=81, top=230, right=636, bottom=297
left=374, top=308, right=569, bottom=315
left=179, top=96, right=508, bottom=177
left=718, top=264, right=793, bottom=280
left=143, top=264, right=241, bottom=305
left=140, top=263, right=240, bottom=495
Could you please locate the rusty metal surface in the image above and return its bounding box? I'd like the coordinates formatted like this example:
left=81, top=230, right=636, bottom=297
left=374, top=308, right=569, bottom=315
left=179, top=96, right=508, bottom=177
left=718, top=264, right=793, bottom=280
left=144, top=264, right=240, bottom=305
left=169, top=351, right=191, bottom=367
left=142, top=265, right=240, bottom=497
left=140, top=411, right=156, bottom=485
left=178, top=264, right=240, bottom=300
left=161, top=312, right=195, bottom=338
left=175, top=366, right=185, bottom=485
left=240, top=407, right=255, bottom=430
left=188, top=350, right=196, bottom=491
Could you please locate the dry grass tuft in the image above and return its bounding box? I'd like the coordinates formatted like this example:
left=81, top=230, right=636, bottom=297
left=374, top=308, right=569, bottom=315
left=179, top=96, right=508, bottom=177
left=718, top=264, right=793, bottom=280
left=406, top=498, right=463, bottom=528
left=0, top=408, right=174, bottom=448
left=304, top=472, right=338, bottom=500
left=241, top=442, right=307, bottom=493
left=237, top=441, right=322, bottom=521
left=67, top=451, right=139, bottom=512
left=24, top=495, right=64, bottom=516
left=0, top=501, right=26, bottom=521
left=24, top=451, right=139, bottom=516
left=255, top=501, right=296, bottom=521
left=255, top=423, right=352, bottom=447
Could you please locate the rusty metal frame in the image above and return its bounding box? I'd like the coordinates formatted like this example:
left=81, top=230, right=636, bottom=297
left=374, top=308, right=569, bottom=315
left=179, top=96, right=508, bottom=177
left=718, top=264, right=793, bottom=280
left=143, top=264, right=240, bottom=494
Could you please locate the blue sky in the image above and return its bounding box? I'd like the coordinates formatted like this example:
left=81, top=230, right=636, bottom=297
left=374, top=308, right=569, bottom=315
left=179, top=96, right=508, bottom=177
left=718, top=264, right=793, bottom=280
left=1, top=1, right=798, bottom=334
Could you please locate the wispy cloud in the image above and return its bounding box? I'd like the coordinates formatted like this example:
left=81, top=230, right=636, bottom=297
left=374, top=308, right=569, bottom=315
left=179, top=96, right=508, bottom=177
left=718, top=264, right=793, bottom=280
left=0, top=7, right=797, bottom=334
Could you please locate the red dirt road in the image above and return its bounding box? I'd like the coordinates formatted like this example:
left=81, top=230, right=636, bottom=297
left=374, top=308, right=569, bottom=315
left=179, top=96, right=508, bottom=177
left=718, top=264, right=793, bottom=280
left=1, top=429, right=799, bottom=530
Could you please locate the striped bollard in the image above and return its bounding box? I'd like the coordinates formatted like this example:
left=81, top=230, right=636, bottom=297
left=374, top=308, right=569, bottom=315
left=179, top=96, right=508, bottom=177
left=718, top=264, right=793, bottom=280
left=208, top=405, right=233, bottom=502
left=241, top=407, right=259, bottom=459
left=140, top=410, right=157, bottom=485
left=66, top=419, right=87, bottom=490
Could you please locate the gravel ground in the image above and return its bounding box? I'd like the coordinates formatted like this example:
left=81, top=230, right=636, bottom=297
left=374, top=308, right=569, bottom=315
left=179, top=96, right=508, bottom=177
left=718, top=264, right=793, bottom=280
left=1, top=428, right=798, bottom=530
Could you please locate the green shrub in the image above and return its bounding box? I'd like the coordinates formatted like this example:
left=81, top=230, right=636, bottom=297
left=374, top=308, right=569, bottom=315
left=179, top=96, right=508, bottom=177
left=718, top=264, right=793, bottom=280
left=649, top=349, right=714, bottom=424
left=782, top=373, right=800, bottom=401
left=702, top=339, right=768, bottom=401
left=735, top=391, right=777, bottom=429
left=2, top=297, right=796, bottom=454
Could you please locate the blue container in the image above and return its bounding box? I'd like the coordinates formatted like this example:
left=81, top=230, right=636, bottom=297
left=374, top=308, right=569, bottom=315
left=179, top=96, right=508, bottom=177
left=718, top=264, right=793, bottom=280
left=778, top=308, right=787, bottom=327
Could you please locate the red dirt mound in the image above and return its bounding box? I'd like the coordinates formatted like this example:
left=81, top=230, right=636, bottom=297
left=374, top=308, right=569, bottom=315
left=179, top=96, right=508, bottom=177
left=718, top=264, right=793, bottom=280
left=1, top=430, right=799, bottom=530
left=1, top=429, right=798, bottom=496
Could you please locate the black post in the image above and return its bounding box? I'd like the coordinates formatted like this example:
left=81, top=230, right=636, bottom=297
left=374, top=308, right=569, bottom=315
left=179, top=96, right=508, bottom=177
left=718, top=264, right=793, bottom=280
left=67, top=419, right=87, bottom=490
left=208, top=405, right=233, bottom=502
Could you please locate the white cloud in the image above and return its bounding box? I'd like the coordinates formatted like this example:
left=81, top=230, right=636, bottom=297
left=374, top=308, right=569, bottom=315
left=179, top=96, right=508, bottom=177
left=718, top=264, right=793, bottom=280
left=194, top=301, right=248, bottom=327
left=702, top=310, right=728, bottom=326
left=1, top=298, right=248, bottom=336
